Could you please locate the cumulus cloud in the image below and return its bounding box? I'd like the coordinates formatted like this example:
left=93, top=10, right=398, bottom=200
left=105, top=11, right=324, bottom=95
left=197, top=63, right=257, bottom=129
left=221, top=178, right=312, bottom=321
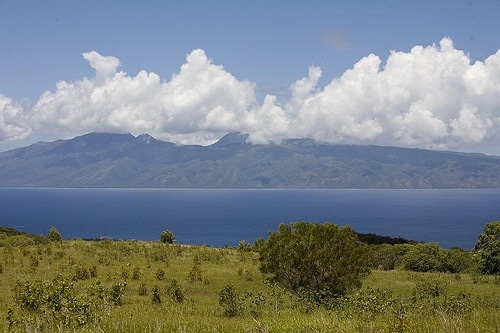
left=30, top=49, right=256, bottom=145
left=1, top=37, right=500, bottom=152
left=0, top=95, right=31, bottom=141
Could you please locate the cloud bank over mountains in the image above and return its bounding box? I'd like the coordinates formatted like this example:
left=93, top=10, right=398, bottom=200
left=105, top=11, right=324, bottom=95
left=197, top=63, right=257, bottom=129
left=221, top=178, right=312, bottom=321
left=1, top=38, right=500, bottom=151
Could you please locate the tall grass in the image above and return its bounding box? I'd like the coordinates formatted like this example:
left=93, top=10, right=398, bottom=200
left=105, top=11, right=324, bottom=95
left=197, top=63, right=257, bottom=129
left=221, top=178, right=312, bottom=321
left=0, top=237, right=499, bottom=332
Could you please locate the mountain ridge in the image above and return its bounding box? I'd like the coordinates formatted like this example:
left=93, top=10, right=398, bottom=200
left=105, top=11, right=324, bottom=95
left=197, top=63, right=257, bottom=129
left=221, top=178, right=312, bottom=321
left=1, top=132, right=499, bottom=189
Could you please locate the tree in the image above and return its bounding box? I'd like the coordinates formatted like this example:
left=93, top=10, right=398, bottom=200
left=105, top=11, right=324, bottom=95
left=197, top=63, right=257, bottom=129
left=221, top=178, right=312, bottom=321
left=474, top=221, right=500, bottom=274
left=258, top=221, right=371, bottom=305
left=218, top=284, right=245, bottom=317
left=159, top=230, right=175, bottom=244
left=48, top=227, right=62, bottom=242
left=402, top=243, right=446, bottom=272
left=372, top=243, right=411, bottom=270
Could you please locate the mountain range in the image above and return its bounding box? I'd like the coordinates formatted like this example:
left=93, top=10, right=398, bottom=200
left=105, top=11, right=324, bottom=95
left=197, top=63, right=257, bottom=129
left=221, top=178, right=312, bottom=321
left=0, top=132, right=499, bottom=188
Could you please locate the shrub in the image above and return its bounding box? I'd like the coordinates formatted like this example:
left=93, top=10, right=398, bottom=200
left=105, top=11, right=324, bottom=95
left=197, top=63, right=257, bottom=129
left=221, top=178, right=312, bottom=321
left=444, top=247, right=474, bottom=273
left=219, top=284, right=246, bottom=317
left=152, top=286, right=161, bottom=304
left=402, top=243, right=446, bottom=272
left=132, top=267, right=141, bottom=280
left=237, top=240, right=253, bottom=252
left=372, top=243, right=411, bottom=270
left=156, top=268, right=166, bottom=281
left=138, top=283, right=148, bottom=296
left=187, top=256, right=202, bottom=282
left=160, top=230, right=175, bottom=244
left=413, top=279, right=447, bottom=299
left=109, top=281, right=127, bottom=306
left=473, top=221, right=500, bottom=274
left=74, top=265, right=90, bottom=280
left=167, top=279, right=184, bottom=303
left=13, top=276, right=94, bottom=329
left=258, top=222, right=371, bottom=305
left=249, top=291, right=266, bottom=317
left=48, top=227, right=62, bottom=242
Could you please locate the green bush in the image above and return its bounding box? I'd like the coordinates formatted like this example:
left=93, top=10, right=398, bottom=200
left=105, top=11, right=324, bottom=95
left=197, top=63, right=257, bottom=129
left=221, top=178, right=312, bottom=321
left=474, top=221, right=500, bottom=274
left=219, top=284, right=246, bottom=317
left=156, top=268, right=166, bottom=280
left=187, top=256, right=202, bottom=282
left=138, top=282, right=148, bottom=296
left=167, top=279, right=184, bottom=303
left=109, top=282, right=127, bottom=306
left=259, top=222, right=371, bottom=305
left=372, top=243, right=411, bottom=270
left=160, top=230, right=175, bottom=244
left=444, top=247, right=474, bottom=273
left=132, top=267, right=141, bottom=280
left=152, top=286, right=161, bottom=304
left=12, top=276, right=95, bottom=329
left=48, top=227, right=62, bottom=242
left=402, top=243, right=446, bottom=272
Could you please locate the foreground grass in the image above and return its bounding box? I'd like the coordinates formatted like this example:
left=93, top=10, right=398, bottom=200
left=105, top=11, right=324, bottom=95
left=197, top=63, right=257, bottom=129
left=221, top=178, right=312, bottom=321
left=0, top=237, right=499, bottom=332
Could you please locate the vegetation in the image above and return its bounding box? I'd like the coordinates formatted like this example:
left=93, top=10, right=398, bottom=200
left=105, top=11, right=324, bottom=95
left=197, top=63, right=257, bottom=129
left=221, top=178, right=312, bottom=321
left=0, top=222, right=499, bottom=332
left=48, top=227, right=62, bottom=242
left=258, top=222, right=371, bottom=304
left=474, top=220, right=500, bottom=274
left=159, top=229, right=175, bottom=244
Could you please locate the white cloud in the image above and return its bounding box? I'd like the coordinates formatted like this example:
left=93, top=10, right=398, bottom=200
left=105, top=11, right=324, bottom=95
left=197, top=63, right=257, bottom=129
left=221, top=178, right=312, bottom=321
left=0, top=94, right=31, bottom=141
left=1, top=37, right=500, bottom=152
left=82, top=51, right=121, bottom=83
left=29, top=49, right=256, bottom=145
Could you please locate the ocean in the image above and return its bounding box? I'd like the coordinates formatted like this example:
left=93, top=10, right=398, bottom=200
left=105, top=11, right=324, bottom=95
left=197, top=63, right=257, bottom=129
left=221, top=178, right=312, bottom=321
left=1, top=188, right=499, bottom=250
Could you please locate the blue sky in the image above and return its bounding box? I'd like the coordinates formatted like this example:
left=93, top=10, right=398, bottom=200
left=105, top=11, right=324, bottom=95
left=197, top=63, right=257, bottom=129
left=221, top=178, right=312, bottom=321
left=1, top=0, right=500, bottom=154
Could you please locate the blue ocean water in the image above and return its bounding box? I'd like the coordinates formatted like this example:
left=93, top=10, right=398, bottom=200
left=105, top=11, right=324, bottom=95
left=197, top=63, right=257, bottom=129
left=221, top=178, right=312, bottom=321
left=1, top=188, right=499, bottom=250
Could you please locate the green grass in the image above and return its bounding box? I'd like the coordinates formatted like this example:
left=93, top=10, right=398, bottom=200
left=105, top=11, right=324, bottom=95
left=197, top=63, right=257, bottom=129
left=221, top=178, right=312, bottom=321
left=1, top=237, right=499, bottom=332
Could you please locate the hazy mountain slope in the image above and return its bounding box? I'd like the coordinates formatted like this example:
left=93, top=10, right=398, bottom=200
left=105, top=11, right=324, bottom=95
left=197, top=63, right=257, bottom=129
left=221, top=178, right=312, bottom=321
left=0, top=132, right=499, bottom=188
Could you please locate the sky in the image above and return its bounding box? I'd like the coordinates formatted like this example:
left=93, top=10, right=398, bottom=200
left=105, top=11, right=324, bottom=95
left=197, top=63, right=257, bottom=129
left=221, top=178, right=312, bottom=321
left=1, top=0, right=500, bottom=154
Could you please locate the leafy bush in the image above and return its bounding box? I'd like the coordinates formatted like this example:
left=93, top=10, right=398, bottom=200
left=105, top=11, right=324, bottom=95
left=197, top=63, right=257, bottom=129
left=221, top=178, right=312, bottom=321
left=138, top=283, right=148, bottom=296
left=132, top=267, right=141, bottom=280
left=258, top=221, right=371, bottom=305
left=474, top=221, right=500, bottom=274
left=372, top=243, right=411, bottom=270
left=336, top=288, right=399, bottom=318
left=167, top=279, right=184, bottom=303
left=219, top=284, right=246, bottom=317
left=109, top=281, right=127, bottom=306
left=152, top=286, right=161, bottom=304
left=12, top=276, right=93, bottom=329
left=160, top=230, right=175, bottom=244
left=156, top=268, right=166, bottom=280
left=444, top=247, right=474, bottom=273
left=402, top=243, right=446, bottom=272
left=249, top=291, right=266, bottom=317
left=187, top=256, right=202, bottom=282
left=413, top=279, right=447, bottom=299
left=48, top=227, right=62, bottom=242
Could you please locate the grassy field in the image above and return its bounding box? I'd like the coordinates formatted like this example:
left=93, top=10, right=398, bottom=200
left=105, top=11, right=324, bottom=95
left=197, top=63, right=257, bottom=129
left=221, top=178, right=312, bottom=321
left=0, top=235, right=499, bottom=332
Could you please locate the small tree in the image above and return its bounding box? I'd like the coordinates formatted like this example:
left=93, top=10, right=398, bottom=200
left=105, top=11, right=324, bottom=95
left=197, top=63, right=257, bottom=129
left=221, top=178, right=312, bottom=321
left=48, top=227, right=62, bottom=242
left=474, top=221, right=500, bottom=274
left=258, top=221, right=371, bottom=305
left=219, top=284, right=245, bottom=317
left=160, top=230, right=175, bottom=244
left=402, top=243, right=446, bottom=272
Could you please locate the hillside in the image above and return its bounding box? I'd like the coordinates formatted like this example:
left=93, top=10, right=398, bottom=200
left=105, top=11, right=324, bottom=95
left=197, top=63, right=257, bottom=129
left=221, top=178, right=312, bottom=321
left=0, top=132, right=499, bottom=188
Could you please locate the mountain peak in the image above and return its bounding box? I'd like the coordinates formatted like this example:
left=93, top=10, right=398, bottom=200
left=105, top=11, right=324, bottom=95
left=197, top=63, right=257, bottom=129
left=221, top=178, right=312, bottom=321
left=211, top=132, right=249, bottom=148
left=136, top=133, right=157, bottom=144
